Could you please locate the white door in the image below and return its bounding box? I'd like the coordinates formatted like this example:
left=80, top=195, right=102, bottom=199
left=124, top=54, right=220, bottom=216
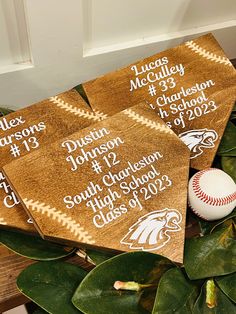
left=0, top=0, right=235, bottom=110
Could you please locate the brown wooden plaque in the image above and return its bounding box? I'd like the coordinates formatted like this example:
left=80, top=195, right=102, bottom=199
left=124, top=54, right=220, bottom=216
left=0, top=89, right=101, bottom=233
left=83, top=34, right=236, bottom=170
left=4, top=103, right=190, bottom=262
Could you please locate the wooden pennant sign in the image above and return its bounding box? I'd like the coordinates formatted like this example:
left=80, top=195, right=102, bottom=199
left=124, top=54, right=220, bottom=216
left=0, top=89, right=101, bottom=233
left=4, top=103, right=190, bottom=262
left=83, top=34, right=236, bottom=170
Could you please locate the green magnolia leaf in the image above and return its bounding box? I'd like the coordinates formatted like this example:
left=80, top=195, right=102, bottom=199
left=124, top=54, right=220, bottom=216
left=221, top=156, right=236, bottom=182
left=184, top=225, right=236, bottom=279
left=17, top=261, right=87, bottom=314
left=33, top=308, right=49, bottom=314
left=0, top=229, right=75, bottom=260
left=72, top=252, right=174, bottom=314
left=86, top=248, right=116, bottom=265
left=0, top=107, right=14, bottom=116
left=73, top=85, right=89, bottom=104
left=212, top=219, right=236, bottom=233
left=219, top=148, right=236, bottom=156
left=193, top=280, right=235, bottom=314
left=198, top=208, right=236, bottom=235
left=152, top=268, right=200, bottom=314
left=216, top=272, right=236, bottom=303
left=217, top=121, right=236, bottom=156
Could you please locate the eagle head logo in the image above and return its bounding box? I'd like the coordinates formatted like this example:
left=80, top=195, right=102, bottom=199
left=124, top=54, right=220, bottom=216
left=179, top=128, right=218, bottom=159
left=121, top=208, right=182, bottom=251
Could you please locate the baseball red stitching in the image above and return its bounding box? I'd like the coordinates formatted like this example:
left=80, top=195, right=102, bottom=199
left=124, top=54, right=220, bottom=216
left=192, top=168, right=236, bottom=206
left=188, top=201, right=207, bottom=220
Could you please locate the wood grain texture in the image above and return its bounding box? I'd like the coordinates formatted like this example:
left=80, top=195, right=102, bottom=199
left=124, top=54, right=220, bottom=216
left=83, top=33, right=236, bottom=170
left=0, top=89, right=98, bottom=234
left=0, top=245, right=34, bottom=313
left=4, top=103, right=190, bottom=263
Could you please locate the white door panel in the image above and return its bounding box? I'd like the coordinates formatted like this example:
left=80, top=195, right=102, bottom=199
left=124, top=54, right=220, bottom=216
left=83, top=0, right=236, bottom=52
left=0, top=0, right=235, bottom=109
left=0, top=0, right=32, bottom=72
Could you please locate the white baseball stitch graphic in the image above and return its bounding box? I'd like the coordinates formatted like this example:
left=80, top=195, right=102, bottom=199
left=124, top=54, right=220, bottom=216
left=93, top=110, right=108, bottom=120
left=0, top=217, right=7, bottom=225
left=185, top=41, right=232, bottom=66
left=121, top=208, right=182, bottom=251
left=50, top=96, right=102, bottom=122
left=123, top=109, right=173, bottom=134
left=179, top=128, right=218, bottom=159
left=23, top=198, right=95, bottom=244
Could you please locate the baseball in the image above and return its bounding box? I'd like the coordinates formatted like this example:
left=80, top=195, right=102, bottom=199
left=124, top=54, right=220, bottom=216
left=188, top=168, right=236, bottom=221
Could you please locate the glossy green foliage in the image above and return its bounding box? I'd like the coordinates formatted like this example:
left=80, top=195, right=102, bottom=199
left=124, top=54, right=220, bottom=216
left=184, top=225, right=236, bottom=279
left=17, top=261, right=87, bottom=314
left=193, top=280, right=235, bottom=314
left=0, top=229, right=75, bottom=260
left=217, top=121, right=236, bottom=156
left=216, top=272, right=236, bottom=303
left=153, top=268, right=200, bottom=313
left=72, top=252, right=173, bottom=314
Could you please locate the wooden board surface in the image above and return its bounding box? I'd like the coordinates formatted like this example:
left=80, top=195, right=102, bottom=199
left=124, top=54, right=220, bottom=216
left=0, top=89, right=99, bottom=234
left=83, top=33, right=236, bottom=170
left=4, top=103, right=190, bottom=263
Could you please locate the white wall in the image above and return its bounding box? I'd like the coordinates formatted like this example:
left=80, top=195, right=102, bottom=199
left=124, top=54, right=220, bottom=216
left=83, top=0, right=236, bottom=54
left=0, top=0, right=235, bottom=109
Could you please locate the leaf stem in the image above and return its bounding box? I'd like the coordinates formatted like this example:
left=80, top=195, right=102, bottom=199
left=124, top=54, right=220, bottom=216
left=113, top=281, right=156, bottom=292
left=75, top=249, right=96, bottom=265
left=206, top=279, right=217, bottom=308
